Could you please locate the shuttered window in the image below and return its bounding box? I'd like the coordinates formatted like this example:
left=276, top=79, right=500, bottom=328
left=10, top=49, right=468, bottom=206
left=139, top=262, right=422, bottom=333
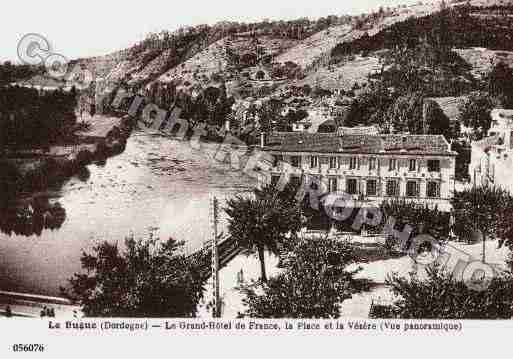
left=349, top=157, right=357, bottom=170
left=347, top=179, right=358, bottom=194
left=329, top=156, right=337, bottom=169
left=366, top=179, right=377, bottom=196
left=310, top=156, right=318, bottom=168
left=389, top=158, right=397, bottom=171
left=386, top=180, right=398, bottom=196
left=427, top=181, right=440, bottom=198
left=406, top=181, right=419, bottom=197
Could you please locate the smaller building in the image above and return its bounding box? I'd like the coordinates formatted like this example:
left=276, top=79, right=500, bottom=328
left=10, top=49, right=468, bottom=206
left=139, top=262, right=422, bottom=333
left=469, top=108, right=513, bottom=191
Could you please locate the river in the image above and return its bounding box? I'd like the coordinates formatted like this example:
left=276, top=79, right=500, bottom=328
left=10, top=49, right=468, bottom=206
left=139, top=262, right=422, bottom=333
left=0, top=132, right=256, bottom=296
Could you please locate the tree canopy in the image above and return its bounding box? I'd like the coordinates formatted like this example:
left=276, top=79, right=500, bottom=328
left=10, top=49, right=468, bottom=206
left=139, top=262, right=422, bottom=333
left=487, top=62, right=513, bottom=108
left=376, top=265, right=512, bottom=319
left=452, top=186, right=513, bottom=245
left=457, top=92, right=495, bottom=141
left=239, top=235, right=359, bottom=318
left=380, top=199, right=450, bottom=243
left=226, top=184, right=302, bottom=282
left=0, top=85, right=77, bottom=149
left=64, top=235, right=207, bottom=317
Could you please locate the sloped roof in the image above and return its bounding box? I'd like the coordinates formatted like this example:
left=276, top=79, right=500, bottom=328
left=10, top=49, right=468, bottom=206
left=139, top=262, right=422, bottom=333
left=264, top=132, right=455, bottom=156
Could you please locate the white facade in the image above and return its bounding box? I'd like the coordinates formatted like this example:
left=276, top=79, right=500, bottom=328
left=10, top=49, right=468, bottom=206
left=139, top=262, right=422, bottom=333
left=470, top=109, right=513, bottom=192
left=266, top=150, right=455, bottom=211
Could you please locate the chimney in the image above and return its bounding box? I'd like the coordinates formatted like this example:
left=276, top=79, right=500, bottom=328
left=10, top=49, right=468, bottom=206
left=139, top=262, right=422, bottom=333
left=260, top=132, right=266, bottom=149
left=225, top=119, right=230, bottom=132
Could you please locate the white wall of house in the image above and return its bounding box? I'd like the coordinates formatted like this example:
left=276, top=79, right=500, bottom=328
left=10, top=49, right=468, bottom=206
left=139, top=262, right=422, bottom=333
left=266, top=151, right=455, bottom=211
left=470, top=109, right=513, bottom=192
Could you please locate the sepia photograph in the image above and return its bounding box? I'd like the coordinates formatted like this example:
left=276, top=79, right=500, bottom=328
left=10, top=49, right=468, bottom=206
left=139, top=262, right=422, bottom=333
left=0, top=0, right=512, bottom=356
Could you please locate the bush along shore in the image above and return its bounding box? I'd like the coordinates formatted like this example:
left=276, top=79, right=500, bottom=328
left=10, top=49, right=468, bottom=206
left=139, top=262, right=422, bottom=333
left=0, top=116, right=133, bottom=233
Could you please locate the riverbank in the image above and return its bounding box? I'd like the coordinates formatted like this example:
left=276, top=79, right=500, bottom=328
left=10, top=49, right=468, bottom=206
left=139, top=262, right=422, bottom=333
left=0, top=114, right=133, bottom=237
left=0, top=133, right=256, bottom=297
left=1, top=114, right=133, bottom=205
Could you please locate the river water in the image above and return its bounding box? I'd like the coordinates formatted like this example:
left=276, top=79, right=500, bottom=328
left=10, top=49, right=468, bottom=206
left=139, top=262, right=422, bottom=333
left=0, top=132, right=256, bottom=296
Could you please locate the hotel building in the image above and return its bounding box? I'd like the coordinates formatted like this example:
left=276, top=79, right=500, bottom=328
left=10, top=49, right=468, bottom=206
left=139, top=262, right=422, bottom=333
left=259, top=132, right=457, bottom=211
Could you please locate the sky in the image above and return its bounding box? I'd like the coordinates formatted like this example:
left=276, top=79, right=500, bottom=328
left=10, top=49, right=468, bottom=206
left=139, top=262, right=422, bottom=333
left=1, top=0, right=421, bottom=62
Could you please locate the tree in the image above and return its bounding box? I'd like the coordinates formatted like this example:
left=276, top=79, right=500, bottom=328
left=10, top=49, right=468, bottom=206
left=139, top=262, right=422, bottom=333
left=384, top=92, right=424, bottom=133
left=0, top=62, right=42, bottom=86
left=302, top=84, right=312, bottom=96
left=0, top=85, right=77, bottom=148
left=496, top=198, right=513, bottom=254
left=487, top=62, right=513, bottom=108
left=452, top=186, right=513, bottom=261
left=285, top=108, right=309, bottom=126
left=257, top=98, right=284, bottom=132
left=380, top=200, right=450, bottom=242
left=377, top=265, right=512, bottom=319
left=423, top=100, right=454, bottom=139
left=226, top=184, right=302, bottom=282
left=458, top=92, right=494, bottom=140
left=239, top=235, right=359, bottom=318
left=345, top=83, right=395, bottom=128
left=63, top=235, right=207, bottom=317
left=451, top=140, right=471, bottom=181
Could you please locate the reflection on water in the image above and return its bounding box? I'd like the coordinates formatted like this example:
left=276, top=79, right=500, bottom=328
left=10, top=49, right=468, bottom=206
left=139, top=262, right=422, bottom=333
left=0, top=133, right=255, bottom=296
left=0, top=197, right=66, bottom=237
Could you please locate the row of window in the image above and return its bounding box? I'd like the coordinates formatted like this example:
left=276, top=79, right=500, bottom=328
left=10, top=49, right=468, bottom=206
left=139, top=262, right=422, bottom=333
left=274, top=155, right=441, bottom=172
left=344, top=179, right=440, bottom=198
left=275, top=176, right=441, bottom=198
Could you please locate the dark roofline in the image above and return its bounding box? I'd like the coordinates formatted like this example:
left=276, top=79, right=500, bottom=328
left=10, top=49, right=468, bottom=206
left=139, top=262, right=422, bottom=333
left=261, top=148, right=457, bottom=156
left=261, top=133, right=457, bottom=156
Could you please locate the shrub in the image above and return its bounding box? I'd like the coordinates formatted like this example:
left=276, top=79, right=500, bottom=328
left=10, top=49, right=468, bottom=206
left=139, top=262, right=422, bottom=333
left=64, top=236, right=207, bottom=317
left=381, top=265, right=512, bottom=319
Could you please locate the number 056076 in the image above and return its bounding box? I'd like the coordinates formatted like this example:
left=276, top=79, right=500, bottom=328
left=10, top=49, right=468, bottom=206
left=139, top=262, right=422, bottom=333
left=12, top=344, right=45, bottom=352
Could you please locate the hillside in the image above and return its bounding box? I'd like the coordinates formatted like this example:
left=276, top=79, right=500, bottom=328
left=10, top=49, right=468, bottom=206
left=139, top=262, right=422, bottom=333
left=294, top=55, right=382, bottom=91
left=57, top=2, right=437, bottom=94
left=154, top=35, right=300, bottom=91
left=12, top=0, right=513, bottom=143
left=454, top=48, right=513, bottom=79
left=276, top=2, right=437, bottom=70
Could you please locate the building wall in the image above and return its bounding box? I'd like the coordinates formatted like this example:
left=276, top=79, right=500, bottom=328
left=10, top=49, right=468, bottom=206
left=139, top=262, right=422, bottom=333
left=470, top=145, right=513, bottom=192
left=266, top=151, right=455, bottom=211
left=470, top=109, right=513, bottom=192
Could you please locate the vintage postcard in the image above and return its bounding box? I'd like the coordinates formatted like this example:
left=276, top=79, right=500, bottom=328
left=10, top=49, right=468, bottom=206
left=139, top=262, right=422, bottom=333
left=0, top=0, right=512, bottom=356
